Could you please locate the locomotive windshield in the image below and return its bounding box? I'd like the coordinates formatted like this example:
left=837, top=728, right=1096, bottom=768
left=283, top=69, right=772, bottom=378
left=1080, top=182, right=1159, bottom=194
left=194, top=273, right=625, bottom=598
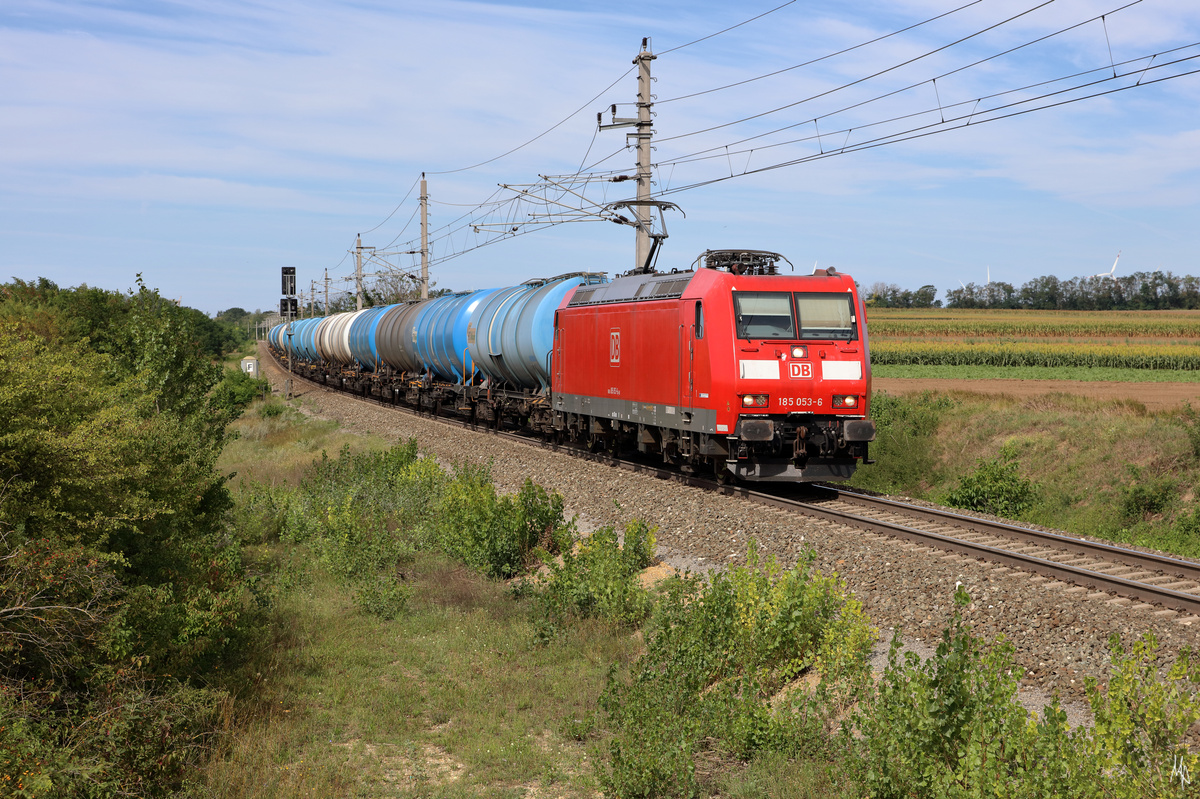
left=733, top=292, right=795, bottom=339
left=795, top=293, right=856, bottom=340
left=734, top=291, right=858, bottom=341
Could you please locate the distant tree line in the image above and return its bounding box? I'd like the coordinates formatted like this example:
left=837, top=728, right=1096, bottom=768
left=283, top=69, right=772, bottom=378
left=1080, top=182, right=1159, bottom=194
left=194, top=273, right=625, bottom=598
left=865, top=270, right=1200, bottom=311
left=864, top=283, right=940, bottom=308
left=2, top=276, right=260, bottom=353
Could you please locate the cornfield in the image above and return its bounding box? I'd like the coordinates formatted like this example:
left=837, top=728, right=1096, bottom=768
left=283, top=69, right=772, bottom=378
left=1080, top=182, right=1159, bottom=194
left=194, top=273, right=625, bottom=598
left=864, top=308, right=1200, bottom=372
left=870, top=340, right=1200, bottom=371
left=866, top=309, right=1200, bottom=340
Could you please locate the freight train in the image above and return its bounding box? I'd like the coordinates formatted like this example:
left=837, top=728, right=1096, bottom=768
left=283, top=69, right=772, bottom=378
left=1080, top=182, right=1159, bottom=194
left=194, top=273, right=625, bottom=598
left=267, top=249, right=875, bottom=482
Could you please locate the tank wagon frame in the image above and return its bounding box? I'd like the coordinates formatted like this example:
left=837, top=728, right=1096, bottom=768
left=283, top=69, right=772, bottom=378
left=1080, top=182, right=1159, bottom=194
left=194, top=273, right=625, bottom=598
left=269, top=250, right=876, bottom=483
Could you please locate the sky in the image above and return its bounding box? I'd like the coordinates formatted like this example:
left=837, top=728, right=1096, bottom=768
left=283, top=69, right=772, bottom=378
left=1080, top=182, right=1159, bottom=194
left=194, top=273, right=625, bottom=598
left=2, top=0, right=1198, bottom=314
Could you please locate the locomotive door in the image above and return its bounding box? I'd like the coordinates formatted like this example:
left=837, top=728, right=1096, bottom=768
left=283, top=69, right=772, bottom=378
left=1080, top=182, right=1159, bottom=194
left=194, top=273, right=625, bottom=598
left=678, top=324, right=689, bottom=413
left=680, top=301, right=700, bottom=416
left=552, top=312, right=563, bottom=391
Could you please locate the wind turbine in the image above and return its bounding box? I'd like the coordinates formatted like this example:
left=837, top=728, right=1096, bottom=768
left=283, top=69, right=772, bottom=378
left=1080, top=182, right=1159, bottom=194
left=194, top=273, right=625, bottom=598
left=1094, top=251, right=1120, bottom=280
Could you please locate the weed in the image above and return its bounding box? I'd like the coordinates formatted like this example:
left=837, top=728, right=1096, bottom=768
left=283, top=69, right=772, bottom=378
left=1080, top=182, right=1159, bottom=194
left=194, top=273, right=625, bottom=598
left=849, top=391, right=954, bottom=495
left=1119, top=465, right=1177, bottom=523
left=943, top=443, right=1038, bottom=518
left=530, top=519, right=658, bottom=630
left=1080, top=633, right=1200, bottom=796
left=600, top=544, right=873, bottom=797
left=258, top=398, right=287, bottom=418
left=351, top=573, right=412, bottom=620
left=854, top=589, right=1200, bottom=798
left=1182, top=401, right=1200, bottom=461
left=433, top=466, right=571, bottom=579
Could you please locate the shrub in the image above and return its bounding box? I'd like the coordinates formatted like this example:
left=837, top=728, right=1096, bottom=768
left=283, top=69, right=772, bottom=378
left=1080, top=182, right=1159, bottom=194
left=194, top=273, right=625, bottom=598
left=1179, top=401, right=1200, bottom=461
left=0, top=677, right=227, bottom=798
left=1174, top=506, right=1200, bottom=539
left=264, top=442, right=430, bottom=618
left=209, top=367, right=269, bottom=422
left=1119, top=465, right=1176, bottom=523
left=600, top=544, right=873, bottom=797
left=853, top=587, right=1066, bottom=798
left=853, top=592, right=1200, bottom=798
left=1079, top=632, right=1200, bottom=797
left=433, top=467, right=570, bottom=579
left=352, top=573, right=412, bottom=620
left=943, top=443, right=1038, bottom=518
left=258, top=399, right=287, bottom=419
left=532, top=519, right=657, bottom=628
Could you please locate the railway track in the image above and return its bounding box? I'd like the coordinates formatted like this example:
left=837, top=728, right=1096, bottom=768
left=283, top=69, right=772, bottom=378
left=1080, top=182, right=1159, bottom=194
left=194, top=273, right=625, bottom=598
left=268, top=348, right=1200, bottom=618
left=738, top=486, right=1200, bottom=617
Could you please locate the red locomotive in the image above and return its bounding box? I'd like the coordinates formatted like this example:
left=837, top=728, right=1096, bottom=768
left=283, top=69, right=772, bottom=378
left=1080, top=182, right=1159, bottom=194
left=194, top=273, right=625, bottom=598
left=552, top=249, right=875, bottom=481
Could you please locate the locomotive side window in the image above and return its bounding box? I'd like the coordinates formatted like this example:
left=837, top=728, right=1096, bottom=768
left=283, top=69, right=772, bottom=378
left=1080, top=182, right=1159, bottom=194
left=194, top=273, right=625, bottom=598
left=734, top=292, right=795, bottom=339
left=794, top=293, right=857, bottom=340
left=694, top=301, right=704, bottom=339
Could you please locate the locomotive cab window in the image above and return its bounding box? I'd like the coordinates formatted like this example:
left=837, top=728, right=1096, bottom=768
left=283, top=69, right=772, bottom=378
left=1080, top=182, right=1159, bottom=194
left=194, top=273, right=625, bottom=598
left=794, top=293, right=856, bottom=341
left=694, top=301, right=704, bottom=339
left=733, top=292, right=794, bottom=340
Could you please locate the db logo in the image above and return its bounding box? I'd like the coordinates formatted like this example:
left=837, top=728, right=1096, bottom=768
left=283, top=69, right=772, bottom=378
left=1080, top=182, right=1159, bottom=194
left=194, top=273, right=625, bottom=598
left=789, top=362, right=813, bottom=379
left=610, top=329, right=621, bottom=365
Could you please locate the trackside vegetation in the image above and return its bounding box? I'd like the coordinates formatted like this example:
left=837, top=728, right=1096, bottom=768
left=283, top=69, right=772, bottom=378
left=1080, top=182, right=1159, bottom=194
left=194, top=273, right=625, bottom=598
left=207, top=426, right=1200, bottom=798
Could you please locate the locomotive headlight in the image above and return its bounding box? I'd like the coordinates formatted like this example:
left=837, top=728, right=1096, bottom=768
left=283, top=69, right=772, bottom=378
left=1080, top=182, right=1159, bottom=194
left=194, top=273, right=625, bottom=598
left=832, top=394, right=859, bottom=408
left=741, top=394, right=769, bottom=408
left=791, top=345, right=808, bottom=359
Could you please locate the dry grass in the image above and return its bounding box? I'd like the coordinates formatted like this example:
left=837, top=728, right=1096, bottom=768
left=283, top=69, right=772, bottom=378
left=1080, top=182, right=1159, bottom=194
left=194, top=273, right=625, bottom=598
left=200, top=548, right=642, bottom=798
left=219, top=399, right=390, bottom=490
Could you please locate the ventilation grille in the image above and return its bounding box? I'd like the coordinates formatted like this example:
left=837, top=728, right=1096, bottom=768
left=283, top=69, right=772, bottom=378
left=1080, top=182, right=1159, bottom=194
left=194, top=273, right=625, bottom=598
left=567, top=275, right=694, bottom=306
left=567, top=288, right=599, bottom=306
left=652, top=278, right=691, bottom=297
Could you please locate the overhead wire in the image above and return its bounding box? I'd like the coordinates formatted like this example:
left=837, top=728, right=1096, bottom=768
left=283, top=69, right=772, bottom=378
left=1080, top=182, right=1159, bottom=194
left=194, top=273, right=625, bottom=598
left=425, top=66, right=635, bottom=176
left=369, top=0, right=1047, bottom=266
left=653, top=50, right=1200, bottom=196
left=655, top=0, right=1157, bottom=167
left=346, top=0, right=799, bottom=277
left=359, top=175, right=421, bottom=235
left=657, top=0, right=985, bottom=105
left=655, top=0, right=1066, bottom=145
left=655, top=0, right=798, bottom=56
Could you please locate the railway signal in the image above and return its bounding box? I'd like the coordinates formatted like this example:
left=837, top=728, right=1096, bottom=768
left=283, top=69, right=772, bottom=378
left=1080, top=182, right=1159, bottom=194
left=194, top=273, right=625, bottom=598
left=281, top=266, right=297, bottom=398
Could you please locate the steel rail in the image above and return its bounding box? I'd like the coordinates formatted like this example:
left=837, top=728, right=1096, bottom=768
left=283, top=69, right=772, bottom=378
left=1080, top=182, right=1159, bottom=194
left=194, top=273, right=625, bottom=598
left=262, top=347, right=1200, bottom=615
left=823, top=487, right=1200, bottom=582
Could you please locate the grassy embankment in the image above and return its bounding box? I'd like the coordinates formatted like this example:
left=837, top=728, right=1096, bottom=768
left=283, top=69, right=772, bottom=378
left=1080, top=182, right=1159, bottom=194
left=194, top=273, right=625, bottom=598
left=209, top=401, right=651, bottom=798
